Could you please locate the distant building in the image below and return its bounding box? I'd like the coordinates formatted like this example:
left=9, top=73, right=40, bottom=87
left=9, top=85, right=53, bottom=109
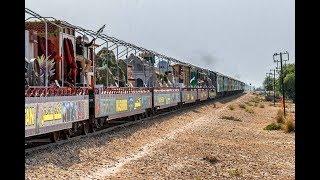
left=158, top=60, right=169, bottom=74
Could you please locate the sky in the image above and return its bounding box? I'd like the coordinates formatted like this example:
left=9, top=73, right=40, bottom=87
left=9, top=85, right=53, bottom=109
left=25, top=0, right=295, bottom=87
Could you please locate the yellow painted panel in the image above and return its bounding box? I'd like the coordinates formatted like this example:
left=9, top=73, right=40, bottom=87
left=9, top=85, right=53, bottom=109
left=116, top=99, right=128, bottom=112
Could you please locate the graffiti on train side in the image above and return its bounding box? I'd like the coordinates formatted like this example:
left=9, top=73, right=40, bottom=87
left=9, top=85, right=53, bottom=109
left=116, top=99, right=128, bottom=112
left=97, top=95, right=152, bottom=117
left=25, top=104, right=37, bottom=126
left=155, top=93, right=180, bottom=106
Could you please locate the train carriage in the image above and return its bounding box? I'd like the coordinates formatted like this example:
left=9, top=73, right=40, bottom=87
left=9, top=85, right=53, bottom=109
left=25, top=87, right=89, bottom=138
left=154, top=87, right=180, bottom=109
left=94, top=87, right=152, bottom=120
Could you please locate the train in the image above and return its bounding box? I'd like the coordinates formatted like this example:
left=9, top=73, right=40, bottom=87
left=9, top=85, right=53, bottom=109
left=25, top=8, right=246, bottom=142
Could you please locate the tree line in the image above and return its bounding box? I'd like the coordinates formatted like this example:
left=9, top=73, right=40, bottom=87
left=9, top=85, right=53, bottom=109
left=263, top=63, right=295, bottom=102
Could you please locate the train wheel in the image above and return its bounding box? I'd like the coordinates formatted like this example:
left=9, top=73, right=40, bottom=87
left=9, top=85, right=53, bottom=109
left=63, top=129, right=72, bottom=140
left=91, top=119, right=100, bottom=131
left=83, top=122, right=90, bottom=135
left=98, top=118, right=105, bottom=127
left=50, top=131, right=60, bottom=142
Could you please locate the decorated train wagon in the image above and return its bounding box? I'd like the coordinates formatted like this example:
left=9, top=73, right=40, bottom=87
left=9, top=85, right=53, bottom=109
left=25, top=87, right=89, bottom=138
left=94, top=87, right=152, bottom=119
left=154, top=87, right=180, bottom=109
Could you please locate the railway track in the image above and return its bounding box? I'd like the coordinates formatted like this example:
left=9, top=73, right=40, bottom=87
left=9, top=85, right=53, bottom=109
left=25, top=93, right=244, bottom=155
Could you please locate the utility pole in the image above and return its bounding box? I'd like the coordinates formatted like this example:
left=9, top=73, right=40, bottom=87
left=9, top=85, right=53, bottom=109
left=273, top=51, right=289, bottom=117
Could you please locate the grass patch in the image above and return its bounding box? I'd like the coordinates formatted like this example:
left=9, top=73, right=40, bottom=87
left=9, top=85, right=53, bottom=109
left=239, top=104, right=246, bottom=109
left=228, top=105, right=235, bottom=111
left=276, top=109, right=285, bottom=123
left=245, top=101, right=253, bottom=106
left=284, top=115, right=295, bottom=133
left=264, top=122, right=282, bottom=131
left=245, top=107, right=254, bottom=114
left=228, top=168, right=242, bottom=177
left=202, top=156, right=219, bottom=165
left=250, top=96, right=262, bottom=104
left=221, top=115, right=242, bottom=122
left=259, top=104, right=265, bottom=108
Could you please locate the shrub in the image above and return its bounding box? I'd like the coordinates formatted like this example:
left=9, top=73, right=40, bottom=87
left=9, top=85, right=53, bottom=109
left=276, top=109, right=285, bottom=124
left=203, top=156, right=219, bottom=165
left=264, top=122, right=282, bottom=130
left=284, top=115, right=295, bottom=133
left=245, top=107, right=254, bottom=114
left=245, top=101, right=253, bottom=106
left=228, top=105, right=235, bottom=111
left=228, top=168, right=242, bottom=177
left=221, top=115, right=242, bottom=122
left=259, top=104, right=265, bottom=108
left=239, top=104, right=246, bottom=109
left=250, top=96, right=261, bottom=104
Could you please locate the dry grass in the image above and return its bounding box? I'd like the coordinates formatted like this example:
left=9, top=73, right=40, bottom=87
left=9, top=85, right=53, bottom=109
left=264, top=122, right=282, bottom=131
left=250, top=96, right=263, bottom=104
left=239, top=104, right=246, bottom=109
left=228, top=105, right=235, bottom=111
left=221, top=115, right=242, bottom=122
left=245, top=101, right=254, bottom=106
left=284, top=115, right=295, bottom=133
left=228, top=168, right=242, bottom=177
left=276, top=109, right=285, bottom=124
left=245, top=107, right=254, bottom=114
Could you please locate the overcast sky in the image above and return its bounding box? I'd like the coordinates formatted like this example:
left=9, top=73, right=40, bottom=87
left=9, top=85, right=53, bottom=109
left=26, top=0, right=295, bottom=87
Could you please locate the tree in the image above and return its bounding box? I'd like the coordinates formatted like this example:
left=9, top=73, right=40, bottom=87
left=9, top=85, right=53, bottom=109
left=263, top=76, right=274, bottom=92
left=284, top=72, right=295, bottom=102
left=274, top=63, right=295, bottom=101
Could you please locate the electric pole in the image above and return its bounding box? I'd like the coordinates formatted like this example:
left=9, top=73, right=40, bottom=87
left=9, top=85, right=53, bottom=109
left=273, top=51, right=289, bottom=117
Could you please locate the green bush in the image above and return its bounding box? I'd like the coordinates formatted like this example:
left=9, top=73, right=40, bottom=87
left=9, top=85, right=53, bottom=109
left=264, top=123, right=282, bottom=131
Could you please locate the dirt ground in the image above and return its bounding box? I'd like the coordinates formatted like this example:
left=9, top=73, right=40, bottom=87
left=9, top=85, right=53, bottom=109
left=25, top=93, right=295, bottom=180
